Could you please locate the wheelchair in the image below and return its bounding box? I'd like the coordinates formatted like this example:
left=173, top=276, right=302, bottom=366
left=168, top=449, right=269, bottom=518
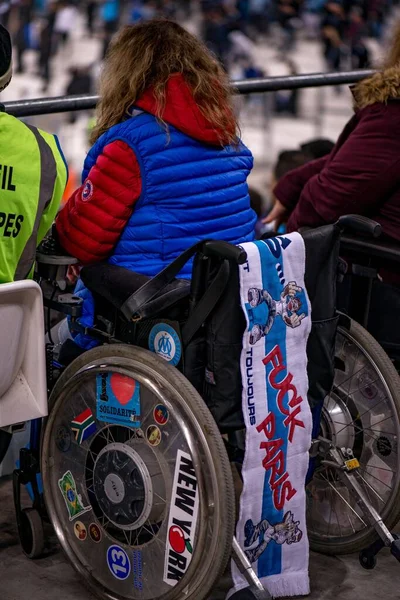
left=0, top=215, right=399, bottom=600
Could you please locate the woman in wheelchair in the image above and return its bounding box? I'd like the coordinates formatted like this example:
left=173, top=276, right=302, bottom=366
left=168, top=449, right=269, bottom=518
left=54, top=19, right=256, bottom=350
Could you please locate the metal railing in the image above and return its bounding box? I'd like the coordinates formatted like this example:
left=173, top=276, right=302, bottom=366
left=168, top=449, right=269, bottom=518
left=3, top=69, right=375, bottom=117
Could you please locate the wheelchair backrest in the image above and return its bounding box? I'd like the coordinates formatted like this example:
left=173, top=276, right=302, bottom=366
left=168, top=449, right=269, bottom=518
left=0, top=280, right=47, bottom=427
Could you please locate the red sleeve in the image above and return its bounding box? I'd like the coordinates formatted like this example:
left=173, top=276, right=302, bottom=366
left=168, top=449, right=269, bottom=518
left=56, top=140, right=142, bottom=264
left=287, top=107, right=400, bottom=231
left=274, top=156, right=328, bottom=212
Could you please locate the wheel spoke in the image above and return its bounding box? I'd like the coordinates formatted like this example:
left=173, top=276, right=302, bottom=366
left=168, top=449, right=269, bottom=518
left=356, top=471, right=384, bottom=503
left=320, top=472, right=366, bottom=526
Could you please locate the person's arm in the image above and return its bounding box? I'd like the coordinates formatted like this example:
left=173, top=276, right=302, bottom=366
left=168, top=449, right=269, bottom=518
left=56, top=140, right=142, bottom=264
left=274, top=155, right=328, bottom=212
left=287, top=108, right=400, bottom=231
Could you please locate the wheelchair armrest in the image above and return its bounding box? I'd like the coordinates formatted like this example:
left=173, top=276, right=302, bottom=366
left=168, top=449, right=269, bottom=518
left=336, top=215, right=382, bottom=238
left=202, top=240, right=247, bottom=264
left=340, top=234, right=400, bottom=264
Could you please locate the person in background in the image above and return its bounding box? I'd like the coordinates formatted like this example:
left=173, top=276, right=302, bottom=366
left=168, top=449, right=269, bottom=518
left=55, top=20, right=256, bottom=350
left=65, top=65, right=93, bottom=124
left=0, top=24, right=67, bottom=283
left=37, top=3, right=56, bottom=91
left=54, top=0, right=78, bottom=46
left=264, top=22, right=400, bottom=242
left=261, top=140, right=334, bottom=235
left=101, top=0, right=120, bottom=57
left=259, top=149, right=308, bottom=236
left=274, top=58, right=299, bottom=116
left=14, top=0, right=33, bottom=73
left=300, top=137, right=334, bottom=160
left=347, top=6, right=370, bottom=69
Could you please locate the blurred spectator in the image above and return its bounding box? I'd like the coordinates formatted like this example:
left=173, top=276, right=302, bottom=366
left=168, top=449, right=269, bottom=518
left=54, top=0, right=78, bottom=46
left=276, top=0, right=302, bottom=51
left=274, top=58, right=299, bottom=116
left=85, top=0, right=101, bottom=36
left=347, top=7, right=370, bottom=68
left=101, top=0, right=120, bottom=57
left=300, top=137, right=335, bottom=159
left=249, top=0, right=270, bottom=35
left=65, top=65, right=93, bottom=123
left=0, top=1, right=11, bottom=28
left=203, top=6, right=234, bottom=64
left=38, top=4, right=56, bottom=91
left=257, top=149, right=308, bottom=236
left=15, top=0, right=33, bottom=74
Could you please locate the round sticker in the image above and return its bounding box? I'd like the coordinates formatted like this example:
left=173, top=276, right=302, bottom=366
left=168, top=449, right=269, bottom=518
left=146, top=425, right=161, bottom=447
left=89, top=523, right=102, bottom=543
left=153, top=404, right=169, bottom=426
left=107, top=545, right=131, bottom=580
left=148, top=323, right=181, bottom=366
left=376, top=436, right=392, bottom=457
left=82, top=179, right=94, bottom=202
left=55, top=426, right=71, bottom=453
left=358, top=372, right=378, bottom=400
left=74, top=521, right=87, bottom=541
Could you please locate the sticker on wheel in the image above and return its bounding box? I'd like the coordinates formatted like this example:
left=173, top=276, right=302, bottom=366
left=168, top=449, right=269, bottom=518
left=163, top=449, right=199, bottom=586
left=58, top=470, right=91, bottom=521
left=55, top=425, right=71, bottom=452
left=148, top=323, right=181, bottom=366
left=376, top=436, right=392, bottom=457
left=96, top=373, right=141, bottom=428
left=71, top=408, right=97, bottom=445
left=154, top=404, right=169, bottom=426
left=133, top=550, right=143, bottom=591
left=73, top=521, right=87, bottom=541
left=89, top=523, right=102, bottom=543
left=107, top=545, right=131, bottom=580
left=146, top=425, right=161, bottom=447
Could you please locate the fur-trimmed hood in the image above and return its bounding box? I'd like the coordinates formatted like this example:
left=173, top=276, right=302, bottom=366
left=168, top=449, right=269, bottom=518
left=352, top=66, right=400, bottom=110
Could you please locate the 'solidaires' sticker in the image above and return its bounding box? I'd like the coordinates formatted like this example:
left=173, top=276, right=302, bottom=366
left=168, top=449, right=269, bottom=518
left=96, top=372, right=141, bottom=428
left=163, top=449, right=199, bottom=586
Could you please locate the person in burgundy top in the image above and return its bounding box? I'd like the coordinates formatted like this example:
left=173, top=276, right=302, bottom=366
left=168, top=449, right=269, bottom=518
left=265, top=26, right=400, bottom=243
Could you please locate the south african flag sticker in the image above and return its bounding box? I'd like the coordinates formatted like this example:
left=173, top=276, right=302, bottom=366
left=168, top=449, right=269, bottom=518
left=71, top=408, right=97, bottom=445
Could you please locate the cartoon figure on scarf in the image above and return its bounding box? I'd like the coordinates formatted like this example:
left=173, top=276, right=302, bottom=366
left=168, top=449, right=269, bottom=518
left=244, top=511, right=303, bottom=563
left=247, top=281, right=306, bottom=345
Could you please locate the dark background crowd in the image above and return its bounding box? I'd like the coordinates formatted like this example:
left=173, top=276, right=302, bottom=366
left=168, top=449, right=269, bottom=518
left=0, top=0, right=396, bottom=93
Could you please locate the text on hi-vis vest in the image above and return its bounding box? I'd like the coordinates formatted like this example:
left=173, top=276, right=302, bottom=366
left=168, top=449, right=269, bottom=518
left=0, top=165, right=24, bottom=238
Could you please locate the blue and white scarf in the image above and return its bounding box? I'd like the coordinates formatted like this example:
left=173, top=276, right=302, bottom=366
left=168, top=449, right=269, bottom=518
left=230, top=234, right=312, bottom=598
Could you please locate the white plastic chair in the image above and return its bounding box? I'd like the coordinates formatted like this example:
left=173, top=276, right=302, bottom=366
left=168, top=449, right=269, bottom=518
left=0, top=280, right=48, bottom=428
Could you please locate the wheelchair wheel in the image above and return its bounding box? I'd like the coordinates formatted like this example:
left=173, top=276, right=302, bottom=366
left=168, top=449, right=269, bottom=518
left=19, top=508, right=45, bottom=559
left=307, top=319, right=400, bottom=555
left=41, top=344, right=235, bottom=600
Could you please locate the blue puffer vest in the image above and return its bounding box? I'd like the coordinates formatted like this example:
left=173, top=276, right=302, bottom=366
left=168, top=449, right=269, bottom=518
left=72, top=111, right=256, bottom=348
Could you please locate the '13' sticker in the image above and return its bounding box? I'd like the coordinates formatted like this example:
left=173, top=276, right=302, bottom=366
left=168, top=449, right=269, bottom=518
left=107, top=545, right=131, bottom=580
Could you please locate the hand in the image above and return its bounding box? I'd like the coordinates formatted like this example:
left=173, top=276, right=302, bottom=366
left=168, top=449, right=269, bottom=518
left=67, top=264, right=81, bottom=285
left=284, top=313, right=306, bottom=328
left=282, top=281, right=302, bottom=298
left=262, top=199, right=289, bottom=230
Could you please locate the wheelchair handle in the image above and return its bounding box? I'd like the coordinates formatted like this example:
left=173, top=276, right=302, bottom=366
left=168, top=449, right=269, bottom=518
left=336, top=215, right=382, bottom=238
left=202, top=240, right=247, bottom=265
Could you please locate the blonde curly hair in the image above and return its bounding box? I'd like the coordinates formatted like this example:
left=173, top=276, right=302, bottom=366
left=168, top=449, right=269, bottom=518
left=90, top=20, right=238, bottom=146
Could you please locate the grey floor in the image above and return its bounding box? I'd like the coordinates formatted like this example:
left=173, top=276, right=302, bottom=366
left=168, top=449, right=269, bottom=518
left=0, top=477, right=398, bottom=600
